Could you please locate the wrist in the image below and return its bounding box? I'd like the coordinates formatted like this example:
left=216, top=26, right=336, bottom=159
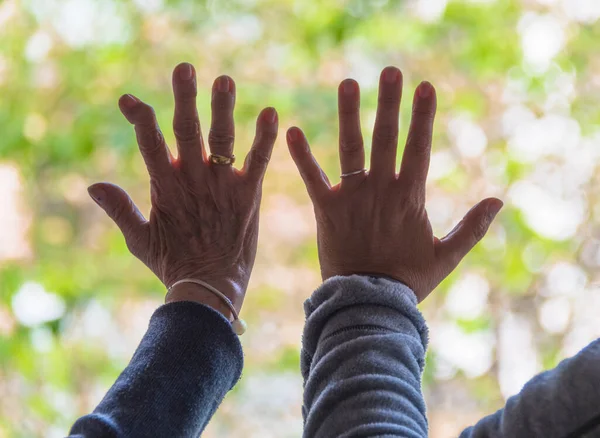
left=322, top=267, right=414, bottom=289
left=165, top=282, right=235, bottom=321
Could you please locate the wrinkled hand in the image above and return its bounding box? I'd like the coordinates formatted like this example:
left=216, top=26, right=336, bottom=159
left=287, top=66, right=502, bottom=302
left=88, top=63, right=278, bottom=314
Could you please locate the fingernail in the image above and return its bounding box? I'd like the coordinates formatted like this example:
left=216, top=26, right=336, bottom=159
left=217, top=76, right=230, bottom=93
left=418, top=81, right=432, bottom=98
left=287, top=128, right=299, bottom=142
left=263, top=107, right=277, bottom=124
left=88, top=185, right=106, bottom=206
left=343, top=80, right=355, bottom=95
left=384, top=68, right=399, bottom=83
left=121, top=94, right=139, bottom=109
left=179, top=63, right=193, bottom=81
left=487, top=199, right=504, bottom=218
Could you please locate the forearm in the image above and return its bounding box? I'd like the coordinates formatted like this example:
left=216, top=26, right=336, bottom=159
left=69, top=301, right=243, bottom=438
left=301, top=275, right=429, bottom=438
left=460, top=340, right=600, bottom=438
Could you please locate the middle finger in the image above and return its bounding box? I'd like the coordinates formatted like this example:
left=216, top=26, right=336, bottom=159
left=369, top=66, right=403, bottom=181
left=172, top=62, right=205, bottom=169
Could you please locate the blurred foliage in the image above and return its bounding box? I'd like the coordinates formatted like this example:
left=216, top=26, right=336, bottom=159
left=1, top=0, right=600, bottom=436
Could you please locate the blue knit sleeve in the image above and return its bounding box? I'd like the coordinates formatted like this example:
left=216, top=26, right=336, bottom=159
left=68, top=301, right=243, bottom=438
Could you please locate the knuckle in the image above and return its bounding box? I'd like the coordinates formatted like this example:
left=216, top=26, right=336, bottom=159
left=372, top=126, right=398, bottom=146
left=249, top=148, right=271, bottom=168
left=259, top=128, right=277, bottom=145
left=412, top=105, right=435, bottom=120
left=208, top=128, right=234, bottom=148
left=134, top=106, right=166, bottom=153
left=378, top=93, right=400, bottom=108
left=471, top=219, right=489, bottom=242
left=406, top=133, right=431, bottom=156
left=137, top=126, right=166, bottom=154
left=173, top=119, right=200, bottom=142
left=339, top=138, right=363, bottom=153
left=175, top=86, right=197, bottom=101
left=112, top=198, right=134, bottom=224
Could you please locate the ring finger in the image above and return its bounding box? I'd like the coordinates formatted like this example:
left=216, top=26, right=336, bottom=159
left=338, top=79, right=365, bottom=186
left=338, top=79, right=365, bottom=184
left=208, top=75, right=236, bottom=165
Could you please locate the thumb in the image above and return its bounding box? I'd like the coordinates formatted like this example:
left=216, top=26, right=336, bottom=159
left=435, top=198, right=503, bottom=273
left=88, top=182, right=148, bottom=252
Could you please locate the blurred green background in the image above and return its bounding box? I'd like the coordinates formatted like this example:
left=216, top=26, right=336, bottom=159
left=1, top=0, right=600, bottom=436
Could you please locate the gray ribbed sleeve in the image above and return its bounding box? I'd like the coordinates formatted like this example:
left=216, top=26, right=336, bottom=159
left=301, top=275, right=429, bottom=438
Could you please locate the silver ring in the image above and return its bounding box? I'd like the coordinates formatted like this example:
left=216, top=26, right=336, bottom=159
left=340, top=168, right=367, bottom=178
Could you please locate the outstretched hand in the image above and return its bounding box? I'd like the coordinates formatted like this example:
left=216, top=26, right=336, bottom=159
left=287, top=66, right=502, bottom=302
left=88, top=62, right=278, bottom=315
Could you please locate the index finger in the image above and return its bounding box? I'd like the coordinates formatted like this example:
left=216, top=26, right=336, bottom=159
left=243, top=107, right=278, bottom=185
left=119, top=94, right=174, bottom=180
left=397, top=81, right=437, bottom=203
left=287, top=127, right=331, bottom=200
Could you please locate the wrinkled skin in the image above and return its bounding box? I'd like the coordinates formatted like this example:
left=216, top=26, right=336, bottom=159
left=287, top=66, right=503, bottom=302
left=88, top=63, right=278, bottom=316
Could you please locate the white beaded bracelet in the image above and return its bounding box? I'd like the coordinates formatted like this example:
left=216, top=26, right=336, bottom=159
left=167, top=278, right=247, bottom=335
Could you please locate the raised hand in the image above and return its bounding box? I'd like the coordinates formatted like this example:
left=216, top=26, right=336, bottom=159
left=287, top=66, right=502, bottom=302
left=88, top=62, right=278, bottom=316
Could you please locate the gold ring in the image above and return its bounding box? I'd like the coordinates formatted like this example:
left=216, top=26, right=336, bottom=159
left=209, top=154, right=235, bottom=165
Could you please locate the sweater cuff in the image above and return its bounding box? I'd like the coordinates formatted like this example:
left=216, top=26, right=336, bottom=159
left=144, top=301, right=244, bottom=389
left=302, top=275, right=428, bottom=359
